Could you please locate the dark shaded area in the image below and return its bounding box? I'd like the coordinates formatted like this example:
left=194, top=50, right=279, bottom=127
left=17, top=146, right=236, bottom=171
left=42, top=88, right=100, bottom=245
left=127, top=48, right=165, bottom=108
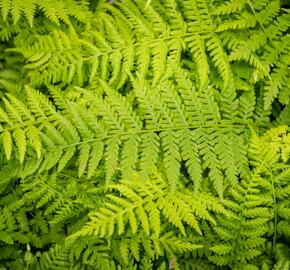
left=281, top=0, right=290, bottom=8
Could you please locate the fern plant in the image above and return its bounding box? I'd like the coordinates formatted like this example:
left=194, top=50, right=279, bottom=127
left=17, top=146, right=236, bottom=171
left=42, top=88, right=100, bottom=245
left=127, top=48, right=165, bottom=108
left=0, top=0, right=290, bottom=269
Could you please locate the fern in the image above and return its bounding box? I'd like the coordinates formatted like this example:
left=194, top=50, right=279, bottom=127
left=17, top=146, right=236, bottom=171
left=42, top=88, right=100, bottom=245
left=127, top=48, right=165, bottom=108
left=0, top=81, right=250, bottom=196
left=0, top=0, right=91, bottom=26
left=0, top=0, right=290, bottom=269
left=70, top=174, right=228, bottom=238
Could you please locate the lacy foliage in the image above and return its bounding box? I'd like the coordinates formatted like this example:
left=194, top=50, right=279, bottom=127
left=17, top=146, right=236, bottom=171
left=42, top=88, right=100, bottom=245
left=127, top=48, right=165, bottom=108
left=0, top=0, right=290, bottom=269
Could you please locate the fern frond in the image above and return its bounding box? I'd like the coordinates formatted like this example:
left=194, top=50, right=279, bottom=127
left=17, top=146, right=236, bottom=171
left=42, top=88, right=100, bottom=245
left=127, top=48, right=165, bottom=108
left=21, top=172, right=101, bottom=226
left=208, top=178, right=272, bottom=267
left=0, top=0, right=91, bottom=26
left=212, top=0, right=247, bottom=16
left=70, top=174, right=228, bottom=239
left=206, top=126, right=290, bottom=268
left=0, top=76, right=252, bottom=195
left=9, top=30, right=84, bottom=86
left=1, top=0, right=290, bottom=269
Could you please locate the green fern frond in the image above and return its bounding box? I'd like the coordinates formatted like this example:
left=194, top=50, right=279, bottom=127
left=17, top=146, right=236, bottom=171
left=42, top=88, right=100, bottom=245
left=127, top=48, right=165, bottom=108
left=208, top=177, right=272, bottom=267
left=0, top=78, right=251, bottom=195
left=110, top=231, right=202, bottom=266
left=33, top=244, right=72, bottom=270
left=206, top=126, right=290, bottom=268
left=0, top=0, right=91, bottom=26
left=9, top=30, right=84, bottom=86
left=70, top=174, right=228, bottom=239
left=0, top=1, right=290, bottom=269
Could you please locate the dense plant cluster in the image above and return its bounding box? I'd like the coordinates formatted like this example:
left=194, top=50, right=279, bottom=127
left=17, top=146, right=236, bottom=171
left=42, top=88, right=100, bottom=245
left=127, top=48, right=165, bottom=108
left=0, top=0, right=290, bottom=269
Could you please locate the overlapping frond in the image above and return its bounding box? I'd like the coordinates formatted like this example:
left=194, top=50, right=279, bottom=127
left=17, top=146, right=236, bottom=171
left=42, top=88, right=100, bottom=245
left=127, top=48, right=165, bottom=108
left=71, top=174, right=228, bottom=239
left=5, top=0, right=288, bottom=112
left=1, top=0, right=290, bottom=269
left=1, top=0, right=223, bottom=92
left=212, top=0, right=290, bottom=108
left=0, top=78, right=252, bottom=196
left=0, top=0, right=91, bottom=26
left=205, top=126, right=290, bottom=269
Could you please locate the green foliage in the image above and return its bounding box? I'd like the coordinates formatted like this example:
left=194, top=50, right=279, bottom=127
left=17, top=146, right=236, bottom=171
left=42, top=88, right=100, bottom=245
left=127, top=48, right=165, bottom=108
left=0, top=0, right=91, bottom=26
left=0, top=0, right=290, bottom=269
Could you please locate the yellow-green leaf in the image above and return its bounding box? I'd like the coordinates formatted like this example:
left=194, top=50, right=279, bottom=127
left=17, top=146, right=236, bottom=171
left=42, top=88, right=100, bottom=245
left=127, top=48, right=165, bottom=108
left=13, top=128, right=26, bottom=163
left=2, top=130, right=12, bottom=160
left=26, top=125, right=42, bottom=158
